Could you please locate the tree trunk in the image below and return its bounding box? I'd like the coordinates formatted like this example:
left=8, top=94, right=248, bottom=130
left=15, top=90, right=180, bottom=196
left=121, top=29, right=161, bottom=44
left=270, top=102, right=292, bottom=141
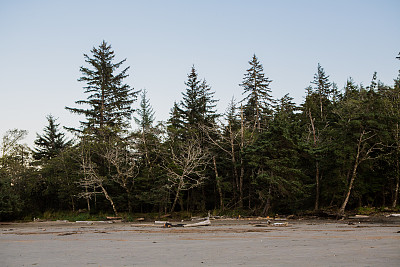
left=315, top=162, right=320, bottom=210
left=229, top=122, right=239, bottom=202
left=213, top=156, right=224, bottom=210
left=393, top=151, right=399, bottom=208
left=309, top=110, right=320, bottom=211
left=239, top=105, right=245, bottom=208
left=100, top=185, right=118, bottom=216
left=126, top=188, right=132, bottom=213
left=339, top=131, right=364, bottom=215
left=262, top=186, right=272, bottom=217
left=393, top=123, right=399, bottom=208
left=171, top=183, right=182, bottom=212
left=239, top=159, right=244, bottom=208
left=339, top=162, right=359, bottom=215
left=70, top=196, right=75, bottom=212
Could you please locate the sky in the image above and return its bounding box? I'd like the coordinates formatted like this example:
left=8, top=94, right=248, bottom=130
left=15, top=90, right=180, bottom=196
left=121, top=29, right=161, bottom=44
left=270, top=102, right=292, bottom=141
left=1, top=0, right=399, bottom=147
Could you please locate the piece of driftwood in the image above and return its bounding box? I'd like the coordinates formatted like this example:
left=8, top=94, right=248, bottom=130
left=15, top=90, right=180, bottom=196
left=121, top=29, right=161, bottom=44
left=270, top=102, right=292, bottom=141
left=163, top=222, right=185, bottom=228
left=183, top=219, right=211, bottom=227
left=272, top=222, right=289, bottom=227
left=106, top=216, right=122, bottom=220
left=155, top=221, right=168, bottom=224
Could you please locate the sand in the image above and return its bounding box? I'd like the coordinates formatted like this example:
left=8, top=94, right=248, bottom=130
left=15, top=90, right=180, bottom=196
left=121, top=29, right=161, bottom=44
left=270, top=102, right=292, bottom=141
left=1, top=218, right=399, bottom=266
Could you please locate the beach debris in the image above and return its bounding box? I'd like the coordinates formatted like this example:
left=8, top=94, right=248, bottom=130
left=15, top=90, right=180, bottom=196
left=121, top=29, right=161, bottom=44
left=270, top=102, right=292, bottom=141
left=56, top=220, right=69, bottom=223
left=160, top=218, right=211, bottom=228
left=272, top=222, right=289, bottom=227
left=348, top=215, right=370, bottom=219
left=75, top=221, right=113, bottom=224
left=253, top=221, right=288, bottom=227
left=183, top=219, right=211, bottom=227
left=155, top=221, right=168, bottom=224
left=162, top=222, right=185, bottom=228
left=106, top=216, right=122, bottom=220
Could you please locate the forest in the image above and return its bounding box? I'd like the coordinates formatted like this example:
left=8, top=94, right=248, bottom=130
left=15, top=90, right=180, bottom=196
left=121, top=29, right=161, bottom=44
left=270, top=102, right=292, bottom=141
left=1, top=41, right=399, bottom=221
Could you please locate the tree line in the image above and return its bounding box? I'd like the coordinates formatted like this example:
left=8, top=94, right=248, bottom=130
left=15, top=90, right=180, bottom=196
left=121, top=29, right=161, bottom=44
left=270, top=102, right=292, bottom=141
left=1, top=41, right=399, bottom=220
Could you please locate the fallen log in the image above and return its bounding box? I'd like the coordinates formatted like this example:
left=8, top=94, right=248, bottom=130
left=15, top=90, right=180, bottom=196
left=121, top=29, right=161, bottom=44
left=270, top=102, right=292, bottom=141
left=183, top=219, right=211, bottom=227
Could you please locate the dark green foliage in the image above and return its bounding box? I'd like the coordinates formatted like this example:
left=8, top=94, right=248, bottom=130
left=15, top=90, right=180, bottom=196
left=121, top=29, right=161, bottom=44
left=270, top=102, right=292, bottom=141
left=178, top=66, right=218, bottom=131
left=240, top=54, right=273, bottom=130
left=0, top=176, right=23, bottom=220
left=34, top=115, right=72, bottom=160
left=3, top=50, right=400, bottom=221
left=245, top=94, right=304, bottom=215
left=135, top=89, right=155, bottom=131
left=66, top=40, right=137, bottom=136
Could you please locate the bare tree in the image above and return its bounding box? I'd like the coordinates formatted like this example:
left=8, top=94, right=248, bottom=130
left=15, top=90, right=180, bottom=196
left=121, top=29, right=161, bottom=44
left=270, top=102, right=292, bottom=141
left=163, top=138, right=210, bottom=212
left=103, top=138, right=139, bottom=213
left=339, top=130, right=382, bottom=215
left=77, top=137, right=119, bottom=216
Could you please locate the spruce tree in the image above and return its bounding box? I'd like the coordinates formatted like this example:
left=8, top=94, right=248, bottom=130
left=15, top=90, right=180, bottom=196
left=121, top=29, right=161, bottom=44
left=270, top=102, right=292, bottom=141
left=135, top=89, right=155, bottom=132
left=310, top=63, right=332, bottom=119
left=34, top=115, right=71, bottom=160
left=179, top=66, right=218, bottom=129
left=66, top=41, right=137, bottom=136
left=240, top=54, right=273, bottom=130
left=300, top=64, right=334, bottom=210
left=180, top=66, right=202, bottom=128
left=198, top=79, right=219, bottom=126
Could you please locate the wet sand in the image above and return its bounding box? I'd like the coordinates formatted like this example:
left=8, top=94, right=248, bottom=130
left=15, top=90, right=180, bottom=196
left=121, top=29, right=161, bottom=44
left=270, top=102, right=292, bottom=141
left=1, top=218, right=399, bottom=266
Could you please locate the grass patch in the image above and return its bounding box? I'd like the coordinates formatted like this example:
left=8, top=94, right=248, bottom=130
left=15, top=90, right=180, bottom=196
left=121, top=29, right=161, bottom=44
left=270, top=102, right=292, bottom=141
left=37, top=210, right=110, bottom=222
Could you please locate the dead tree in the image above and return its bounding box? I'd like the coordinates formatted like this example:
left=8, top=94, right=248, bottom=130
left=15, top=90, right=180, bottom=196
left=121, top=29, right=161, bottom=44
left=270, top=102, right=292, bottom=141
left=77, top=141, right=119, bottom=216
left=103, top=139, right=139, bottom=213
left=339, top=130, right=381, bottom=215
left=163, top=138, right=209, bottom=212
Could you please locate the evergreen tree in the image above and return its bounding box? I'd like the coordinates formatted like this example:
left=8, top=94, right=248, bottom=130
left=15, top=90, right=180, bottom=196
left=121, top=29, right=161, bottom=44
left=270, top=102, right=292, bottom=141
left=367, top=72, right=378, bottom=92
left=246, top=94, right=303, bottom=215
left=135, top=89, right=155, bottom=132
left=335, top=86, right=384, bottom=214
left=300, top=64, right=334, bottom=210
left=179, top=66, right=218, bottom=130
left=310, top=63, right=332, bottom=119
left=240, top=54, right=273, bottom=130
left=34, top=115, right=71, bottom=160
left=66, top=40, right=137, bottom=136
left=198, top=79, right=219, bottom=126
left=167, top=102, right=185, bottom=139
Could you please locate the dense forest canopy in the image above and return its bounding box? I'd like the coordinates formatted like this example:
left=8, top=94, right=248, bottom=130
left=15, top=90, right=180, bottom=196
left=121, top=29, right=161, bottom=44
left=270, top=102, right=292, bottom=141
left=1, top=42, right=399, bottom=220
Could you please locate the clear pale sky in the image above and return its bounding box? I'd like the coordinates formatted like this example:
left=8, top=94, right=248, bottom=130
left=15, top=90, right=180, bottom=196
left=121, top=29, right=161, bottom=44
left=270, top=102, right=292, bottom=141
left=1, top=0, right=399, bottom=147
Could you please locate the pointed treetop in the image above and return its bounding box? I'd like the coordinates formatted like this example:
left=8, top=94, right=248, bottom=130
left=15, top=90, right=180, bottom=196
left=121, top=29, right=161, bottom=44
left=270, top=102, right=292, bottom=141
left=135, top=89, right=155, bottom=131
left=240, top=54, right=273, bottom=129
left=34, top=115, right=72, bottom=160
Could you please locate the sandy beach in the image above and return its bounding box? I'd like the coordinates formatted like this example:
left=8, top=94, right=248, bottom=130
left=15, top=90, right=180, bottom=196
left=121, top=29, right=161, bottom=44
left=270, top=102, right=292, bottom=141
left=1, top=217, right=399, bottom=266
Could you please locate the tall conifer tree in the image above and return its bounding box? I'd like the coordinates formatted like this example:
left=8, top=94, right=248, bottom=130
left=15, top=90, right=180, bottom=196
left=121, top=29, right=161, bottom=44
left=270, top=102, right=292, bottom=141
left=240, top=54, right=273, bottom=130
left=66, top=41, right=137, bottom=136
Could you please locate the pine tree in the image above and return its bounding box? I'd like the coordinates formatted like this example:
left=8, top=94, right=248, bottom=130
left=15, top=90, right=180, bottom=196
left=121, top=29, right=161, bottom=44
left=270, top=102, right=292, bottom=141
left=246, top=95, right=303, bottom=215
left=179, top=66, right=218, bottom=130
left=310, top=63, right=332, bottom=119
left=135, top=89, right=155, bottom=133
left=240, top=54, right=273, bottom=130
left=66, top=40, right=137, bottom=136
left=167, top=101, right=185, bottom=138
left=367, top=72, right=378, bottom=92
left=34, top=115, right=71, bottom=160
left=198, top=79, right=219, bottom=126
